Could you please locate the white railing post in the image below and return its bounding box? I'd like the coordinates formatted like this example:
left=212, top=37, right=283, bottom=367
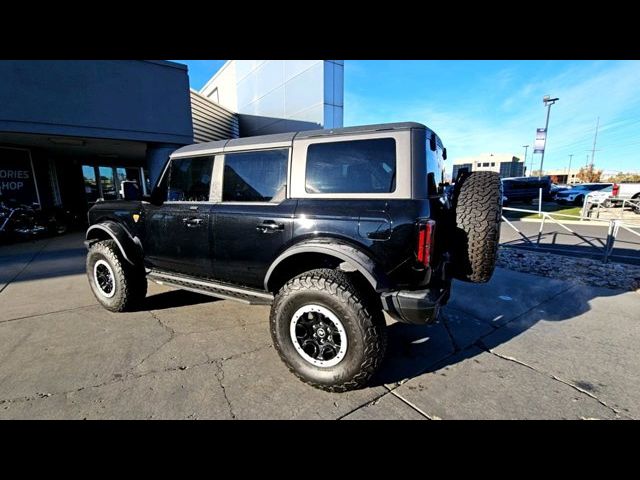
left=538, top=188, right=542, bottom=218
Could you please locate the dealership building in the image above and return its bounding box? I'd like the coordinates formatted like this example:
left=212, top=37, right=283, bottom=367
left=0, top=60, right=342, bottom=215
left=451, top=153, right=525, bottom=180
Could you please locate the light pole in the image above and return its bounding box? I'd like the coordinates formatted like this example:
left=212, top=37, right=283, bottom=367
left=567, top=154, right=573, bottom=184
left=539, top=95, right=559, bottom=179
left=522, top=145, right=529, bottom=176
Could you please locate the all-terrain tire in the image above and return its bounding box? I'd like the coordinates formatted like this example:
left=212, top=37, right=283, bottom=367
left=86, top=239, right=146, bottom=312
left=270, top=268, right=387, bottom=392
left=452, top=171, right=502, bottom=283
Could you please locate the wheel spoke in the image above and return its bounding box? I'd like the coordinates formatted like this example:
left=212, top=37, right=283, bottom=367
left=290, top=305, right=347, bottom=367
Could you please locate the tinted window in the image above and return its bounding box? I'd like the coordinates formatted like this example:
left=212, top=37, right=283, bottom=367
left=223, top=149, right=288, bottom=202
left=305, top=138, right=396, bottom=194
left=82, top=165, right=98, bottom=202
left=99, top=166, right=117, bottom=201
left=167, top=156, right=214, bottom=202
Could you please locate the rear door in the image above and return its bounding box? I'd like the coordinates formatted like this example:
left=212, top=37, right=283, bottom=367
left=144, top=155, right=215, bottom=277
left=211, top=148, right=295, bottom=288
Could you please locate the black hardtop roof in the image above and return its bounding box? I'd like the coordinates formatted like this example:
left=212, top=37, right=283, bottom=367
left=172, top=121, right=438, bottom=157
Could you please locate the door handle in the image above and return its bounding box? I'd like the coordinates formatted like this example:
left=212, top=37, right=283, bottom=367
left=183, top=217, right=204, bottom=227
left=256, top=221, right=284, bottom=233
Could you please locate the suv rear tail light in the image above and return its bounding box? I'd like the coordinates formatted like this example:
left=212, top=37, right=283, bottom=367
left=416, top=220, right=436, bottom=267
left=612, top=183, right=620, bottom=197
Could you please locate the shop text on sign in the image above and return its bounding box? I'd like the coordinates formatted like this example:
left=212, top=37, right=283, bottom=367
left=0, top=169, right=31, bottom=191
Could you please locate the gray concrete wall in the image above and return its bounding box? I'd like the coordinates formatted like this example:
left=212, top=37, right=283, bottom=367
left=200, top=60, right=344, bottom=137
left=0, top=60, right=193, bottom=145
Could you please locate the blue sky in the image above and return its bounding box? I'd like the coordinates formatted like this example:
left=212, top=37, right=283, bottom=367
left=176, top=60, right=640, bottom=175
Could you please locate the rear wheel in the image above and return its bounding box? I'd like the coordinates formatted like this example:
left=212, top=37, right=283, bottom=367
left=270, top=268, right=387, bottom=392
left=86, top=240, right=147, bottom=312
left=451, top=171, right=502, bottom=283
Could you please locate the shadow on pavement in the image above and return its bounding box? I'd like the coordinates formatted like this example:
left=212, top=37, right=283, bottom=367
left=370, top=275, right=625, bottom=387
left=138, top=289, right=219, bottom=311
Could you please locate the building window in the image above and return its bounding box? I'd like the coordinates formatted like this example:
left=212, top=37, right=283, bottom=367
left=82, top=165, right=99, bottom=203
left=477, top=162, right=481, bottom=167
left=491, top=162, right=495, bottom=167
left=223, top=149, right=288, bottom=202
left=482, top=162, right=490, bottom=167
left=305, top=138, right=396, bottom=194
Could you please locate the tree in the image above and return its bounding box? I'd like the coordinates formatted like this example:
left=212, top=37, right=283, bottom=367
left=576, top=165, right=602, bottom=183
left=604, top=172, right=640, bottom=183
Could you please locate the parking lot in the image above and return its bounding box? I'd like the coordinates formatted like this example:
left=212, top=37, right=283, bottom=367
left=1, top=232, right=639, bottom=419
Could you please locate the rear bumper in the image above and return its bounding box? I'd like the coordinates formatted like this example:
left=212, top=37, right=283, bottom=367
left=381, top=286, right=450, bottom=325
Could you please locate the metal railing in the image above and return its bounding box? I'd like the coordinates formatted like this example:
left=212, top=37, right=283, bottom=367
left=581, top=192, right=640, bottom=221
left=502, top=206, right=605, bottom=252
left=603, top=220, right=640, bottom=262
left=501, top=202, right=640, bottom=263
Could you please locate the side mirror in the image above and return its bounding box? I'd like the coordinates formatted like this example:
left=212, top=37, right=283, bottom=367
left=121, top=181, right=141, bottom=201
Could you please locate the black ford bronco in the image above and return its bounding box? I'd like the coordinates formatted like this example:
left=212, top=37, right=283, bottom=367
left=85, top=122, right=502, bottom=391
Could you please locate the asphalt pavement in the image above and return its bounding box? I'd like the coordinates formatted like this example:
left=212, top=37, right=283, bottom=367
left=0, top=232, right=638, bottom=419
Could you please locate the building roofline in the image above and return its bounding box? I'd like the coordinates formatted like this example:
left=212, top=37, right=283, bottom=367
left=144, top=60, right=188, bottom=71
left=200, top=60, right=233, bottom=94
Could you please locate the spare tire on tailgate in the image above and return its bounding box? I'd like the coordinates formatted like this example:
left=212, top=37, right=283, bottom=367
left=451, top=171, right=502, bottom=283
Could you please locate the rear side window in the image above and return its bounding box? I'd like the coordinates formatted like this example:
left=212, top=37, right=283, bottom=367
left=167, top=156, right=214, bottom=202
left=223, top=149, right=288, bottom=202
left=305, top=138, right=396, bottom=194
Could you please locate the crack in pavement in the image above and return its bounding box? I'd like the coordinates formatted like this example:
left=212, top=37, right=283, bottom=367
left=127, top=310, right=178, bottom=373
left=479, top=341, right=630, bottom=419
left=0, top=344, right=273, bottom=408
left=213, top=360, right=236, bottom=420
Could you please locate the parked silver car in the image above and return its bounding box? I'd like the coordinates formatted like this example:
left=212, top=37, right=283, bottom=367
left=554, top=183, right=612, bottom=206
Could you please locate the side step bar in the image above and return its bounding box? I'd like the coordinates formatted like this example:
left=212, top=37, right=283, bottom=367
left=147, top=270, right=273, bottom=305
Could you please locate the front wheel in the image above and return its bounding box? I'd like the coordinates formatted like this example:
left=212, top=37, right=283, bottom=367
left=270, top=269, right=387, bottom=392
left=86, top=240, right=147, bottom=312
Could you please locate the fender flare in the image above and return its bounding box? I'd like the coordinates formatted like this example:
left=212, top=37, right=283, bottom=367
left=85, top=221, right=142, bottom=265
left=264, top=240, right=391, bottom=292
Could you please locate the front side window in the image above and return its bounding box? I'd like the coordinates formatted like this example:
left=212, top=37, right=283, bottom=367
left=305, top=138, right=396, bottom=194
left=167, top=156, right=214, bottom=202
left=223, top=149, right=288, bottom=202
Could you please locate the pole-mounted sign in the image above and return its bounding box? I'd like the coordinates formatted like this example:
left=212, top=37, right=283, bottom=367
left=533, top=128, right=546, bottom=154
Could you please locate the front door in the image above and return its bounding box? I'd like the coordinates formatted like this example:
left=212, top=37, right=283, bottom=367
left=144, top=155, right=215, bottom=277
left=212, top=148, right=295, bottom=288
